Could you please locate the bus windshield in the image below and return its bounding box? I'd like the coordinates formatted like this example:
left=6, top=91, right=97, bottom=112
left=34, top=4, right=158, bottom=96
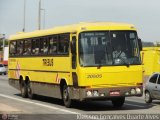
left=79, top=31, right=141, bottom=67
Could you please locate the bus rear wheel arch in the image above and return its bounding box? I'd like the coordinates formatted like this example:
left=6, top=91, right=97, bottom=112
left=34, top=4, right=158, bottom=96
left=60, top=79, right=72, bottom=108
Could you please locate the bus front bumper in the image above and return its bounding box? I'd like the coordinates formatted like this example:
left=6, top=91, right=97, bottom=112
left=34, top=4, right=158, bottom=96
left=70, top=86, right=143, bottom=101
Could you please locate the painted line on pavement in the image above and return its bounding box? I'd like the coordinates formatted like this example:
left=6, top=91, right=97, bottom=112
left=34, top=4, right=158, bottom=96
left=0, top=94, right=80, bottom=114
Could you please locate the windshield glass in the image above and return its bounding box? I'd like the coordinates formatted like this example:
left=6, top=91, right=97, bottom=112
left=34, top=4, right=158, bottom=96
left=79, top=31, right=141, bottom=67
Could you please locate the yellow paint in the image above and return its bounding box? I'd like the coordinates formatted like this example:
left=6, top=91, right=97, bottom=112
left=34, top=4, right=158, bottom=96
left=78, top=66, right=142, bottom=88
left=141, top=47, right=160, bottom=76
left=9, top=22, right=136, bottom=40
left=9, top=22, right=142, bottom=89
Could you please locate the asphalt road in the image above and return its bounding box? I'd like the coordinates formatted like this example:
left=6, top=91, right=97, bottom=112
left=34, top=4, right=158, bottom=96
left=0, top=75, right=160, bottom=120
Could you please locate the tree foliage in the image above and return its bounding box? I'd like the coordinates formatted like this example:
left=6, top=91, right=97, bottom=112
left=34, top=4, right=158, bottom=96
left=0, top=39, right=8, bottom=51
left=142, top=41, right=154, bottom=47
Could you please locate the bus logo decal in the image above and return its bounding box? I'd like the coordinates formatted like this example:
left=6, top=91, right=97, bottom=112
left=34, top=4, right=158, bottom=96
left=15, top=61, right=20, bottom=79
left=43, top=59, right=53, bottom=66
left=55, top=73, right=60, bottom=83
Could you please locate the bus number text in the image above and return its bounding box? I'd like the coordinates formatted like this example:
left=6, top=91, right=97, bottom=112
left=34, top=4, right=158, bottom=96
left=87, top=74, right=102, bottom=78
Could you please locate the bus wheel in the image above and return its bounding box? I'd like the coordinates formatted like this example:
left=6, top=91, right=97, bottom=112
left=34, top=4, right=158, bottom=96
left=27, top=81, right=34, bottom=99
left=111, top=97, right=125, bottom=108
left=62, top=84, right=72, bottom=108
left=145, top=91, right=152, bottom=103
left=20, top=81, right=28, bottom=98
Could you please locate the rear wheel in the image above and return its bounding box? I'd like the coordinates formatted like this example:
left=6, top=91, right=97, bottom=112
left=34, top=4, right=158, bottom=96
left=62, top=84, right=72, bottom=108
left=145, top=91, right=152, bottom=103
left=111, top=97, right=125, bottom=108
left=20, top=81, right=28, bottom=98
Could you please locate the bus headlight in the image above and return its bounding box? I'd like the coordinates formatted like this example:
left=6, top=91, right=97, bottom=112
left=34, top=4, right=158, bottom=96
left=93, top=90, right=99, bottom=97
left=125, top=92, right=130, bottom=96
left=131, top=88, right=136, bottom=95
left=100, top=93, right=105, bottom=97
left=136, top=88, right=141, bottom=94
left=86, top=90, right=92, bottom=97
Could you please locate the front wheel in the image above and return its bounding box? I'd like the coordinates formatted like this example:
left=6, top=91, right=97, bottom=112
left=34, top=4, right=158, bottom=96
left=111, top=97, right=125, bottom=108
left=62, top=84, right=72, bottom=108
left=145, top=91, right=152, bottom=103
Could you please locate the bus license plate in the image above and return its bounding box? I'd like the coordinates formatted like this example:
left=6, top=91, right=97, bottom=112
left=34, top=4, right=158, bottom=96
left=110, top=91, right=120, bottom=96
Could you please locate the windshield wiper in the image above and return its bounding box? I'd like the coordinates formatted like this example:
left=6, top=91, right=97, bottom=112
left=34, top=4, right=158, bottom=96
left=83, top=65, right=98, bottom=67
left=83, top=64, right=104, bottom=68
left=97, top=64, right=102, bottom=69
left=123, top=62, right=130, bottom=67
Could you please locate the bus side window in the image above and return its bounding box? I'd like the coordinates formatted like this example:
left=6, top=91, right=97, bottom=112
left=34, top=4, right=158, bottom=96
left=58, top=34, right=69, bottom=54
left=32, top=39, right=40, bottom=55
left=40, top=37, right=48, bottom=55
left=49, top=36, right=57, bottom=55
left=9, top=41, right=16, bottom=56
left=23, top=40, right=31, bottom=55
left=17, top=41, right=24, bottom=56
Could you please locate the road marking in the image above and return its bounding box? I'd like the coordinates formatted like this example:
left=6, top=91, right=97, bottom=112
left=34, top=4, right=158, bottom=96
left=124, top=103, right=145, bottom=108
left=0, top=94, right=80, bottom=114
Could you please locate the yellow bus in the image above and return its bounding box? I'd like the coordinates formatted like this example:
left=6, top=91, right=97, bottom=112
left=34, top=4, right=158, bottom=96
left=8, top=22, right=143, bottom=108
left=141, top=47, right=160, bottom=82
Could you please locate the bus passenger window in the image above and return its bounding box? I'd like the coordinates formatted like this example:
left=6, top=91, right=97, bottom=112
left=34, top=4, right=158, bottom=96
left=49, top=36, right=57, bottom=54
left=23, top=40, right=31, bottom=55
left=58, top=34, right=69, bottom=54
left=32, top=39, right=40, bottom=55
left=17, top=41, right=23, bottom=55
left=40, top=38, right=48, bottom=54
left=9, top=41, right=16, bottom=56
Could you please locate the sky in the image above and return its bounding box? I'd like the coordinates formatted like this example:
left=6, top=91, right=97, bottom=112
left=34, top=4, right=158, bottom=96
left=0, top=0, right=160, bottom=42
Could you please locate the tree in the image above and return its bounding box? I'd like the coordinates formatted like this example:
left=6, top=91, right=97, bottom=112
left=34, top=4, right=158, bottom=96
left=155, top=42, right=160, bottom=47
left=0, top=38, right=8, bottom=51
left=142, top=41, right=154, bottom=47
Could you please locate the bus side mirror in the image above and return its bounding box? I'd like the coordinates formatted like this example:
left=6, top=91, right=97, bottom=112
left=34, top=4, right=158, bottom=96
left=71, top=36, right=76, bottom=54
left=138, top=38, right=142, bottom=51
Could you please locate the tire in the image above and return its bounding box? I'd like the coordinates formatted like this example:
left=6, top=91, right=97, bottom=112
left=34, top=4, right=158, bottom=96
left=111, top=97, right=125, bottom=108
left=20, top=81, right=28, bottom=98
left=27, top=81, right=34, bottom=99
left=145, top=91, right=152, bottom=103
left=62, top=84, right=72, bottom=108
